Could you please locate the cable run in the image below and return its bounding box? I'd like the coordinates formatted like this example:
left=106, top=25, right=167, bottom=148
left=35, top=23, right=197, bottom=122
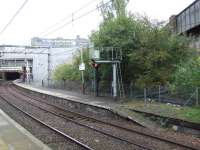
left=41, top=0, right=112, bottom=37
left=38, top=0, right=99, bottom=37
left=51, top=50, right=76, bottom=56
left=0, top=0, right=29, bottom=35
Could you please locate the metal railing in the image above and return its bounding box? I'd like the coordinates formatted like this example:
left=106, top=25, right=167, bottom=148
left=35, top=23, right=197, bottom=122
left=90, top=47, right=122, bottom=61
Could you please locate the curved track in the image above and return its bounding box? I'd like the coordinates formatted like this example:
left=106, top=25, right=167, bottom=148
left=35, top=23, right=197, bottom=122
left=0, top=82, right=199, bottom=150
left=9, top=84, right=200, bottom=150
left=0, top=83, right=92, bottom=150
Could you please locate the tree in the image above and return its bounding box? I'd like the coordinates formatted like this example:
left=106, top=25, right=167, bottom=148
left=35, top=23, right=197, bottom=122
left=53, top=49, right=93, bottom=82
left=99, top=0, right=129, bottom=20
left=91, top=4, right=194, bottom=88
left=53, top=63, right=80, bottom=81
left=170, top=56, right=200, bottom=94
left=128, top=21, right=194, bottom=88
left=111, top=0, right=129, bottom=17
left=54, top=0, right=195, bottom=91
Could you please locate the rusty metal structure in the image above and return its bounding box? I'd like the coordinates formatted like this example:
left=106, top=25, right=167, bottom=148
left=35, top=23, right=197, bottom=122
left=90, top=47, right=124, bottom=99
left=170, top=0, right=200, bottom=35
left=169, top=0, right=200, bottom=49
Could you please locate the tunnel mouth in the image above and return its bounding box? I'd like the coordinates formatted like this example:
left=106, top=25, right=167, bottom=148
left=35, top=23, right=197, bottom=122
left=5, top=72, right=21, bottom=81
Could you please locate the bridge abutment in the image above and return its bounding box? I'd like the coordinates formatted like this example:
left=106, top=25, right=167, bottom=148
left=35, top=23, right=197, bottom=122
left=0, top=72, right=6, bottom=80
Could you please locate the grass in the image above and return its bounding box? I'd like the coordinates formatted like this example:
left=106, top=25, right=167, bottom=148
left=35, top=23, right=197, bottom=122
left=181, top=107, right=200, bottom=123
left=121, top=100, right=200, bottom=123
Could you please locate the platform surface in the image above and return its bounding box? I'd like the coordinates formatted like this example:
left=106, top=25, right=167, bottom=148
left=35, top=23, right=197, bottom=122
left=0, top=109, right=51, bottom=150
left=14, top=81, right=161, bottom=129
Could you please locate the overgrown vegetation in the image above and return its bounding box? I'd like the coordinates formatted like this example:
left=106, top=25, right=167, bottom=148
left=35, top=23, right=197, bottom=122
left=122, top=101, right=200, bottom=123
left=90, top=0, right=195, bottom=89
left=53, top=49, right=92, bottom=82
left=53, top=0, right=198, bottom=97
left=170, top=56, right=200, bottom=94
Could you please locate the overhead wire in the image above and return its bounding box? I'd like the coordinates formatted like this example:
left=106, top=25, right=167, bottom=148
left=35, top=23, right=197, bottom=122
left=41, top=0, right=112, bottom=37
left=51, top=49, right=76, bottom=56
left=38, top=0, right=99, bottom=37
left=0, top=0, right=29, bottom=35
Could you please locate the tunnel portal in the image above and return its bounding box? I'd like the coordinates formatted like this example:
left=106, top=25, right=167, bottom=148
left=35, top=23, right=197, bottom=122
left=0, top=72, right=21, bottom=81
left=5, top=72, right=21, bottom=80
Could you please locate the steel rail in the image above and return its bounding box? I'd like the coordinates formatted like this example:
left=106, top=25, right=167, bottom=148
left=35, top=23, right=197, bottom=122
left=0, top=93, right=93, bottom=150
left=10, top=84, right=200, bottom=150
left=7, top=85, right=152, bottom=150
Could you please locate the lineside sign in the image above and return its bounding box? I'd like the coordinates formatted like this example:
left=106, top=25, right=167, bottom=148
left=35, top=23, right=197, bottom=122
left=79, top=63, right=85, bottom=71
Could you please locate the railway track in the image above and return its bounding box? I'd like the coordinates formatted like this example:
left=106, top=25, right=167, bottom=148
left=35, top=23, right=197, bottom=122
left=5, top=85, right=151, bottom=150
left=0, top=84, right=147, bottom=150
left=9, top=84, right=200, bottom=150
left=0, top=83, right=199, bottom=149
left=130, top=108, right=200, bottom=131
left=0, top=87, right=92, bottom=150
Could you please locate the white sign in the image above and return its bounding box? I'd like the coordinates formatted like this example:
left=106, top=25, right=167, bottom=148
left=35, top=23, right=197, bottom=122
left=93, top=50, right=100, bottom=59
left=79, top=63, right=85, bottom=71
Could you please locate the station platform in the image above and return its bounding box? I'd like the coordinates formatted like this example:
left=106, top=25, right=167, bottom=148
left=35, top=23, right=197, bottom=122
left=0, top=109, right=51, bottom=150
left=14, top=81, right=160, bottom=130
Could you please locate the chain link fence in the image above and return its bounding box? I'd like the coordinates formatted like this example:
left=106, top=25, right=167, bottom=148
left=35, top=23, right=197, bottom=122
left=125, top=85, right=199, bottom=106
left=39, top=79, right=113, bottom=97
left=29, top=79, right=199, bottom=107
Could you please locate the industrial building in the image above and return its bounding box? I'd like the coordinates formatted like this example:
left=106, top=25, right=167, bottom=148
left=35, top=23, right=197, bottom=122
left=169, top=0, right=200, bottom=49
left=0, top=36, right=89, bottom=84
left=31, top=35, right=89, bottom=48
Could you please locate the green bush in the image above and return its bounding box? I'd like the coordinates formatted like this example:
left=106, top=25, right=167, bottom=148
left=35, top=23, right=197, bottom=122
left=170, top=56, right=200, bottom=94
left=91, top=14, right=194, bottom=88
left=53, top=49, right=93, bottom=82
left=53, top=63, right=80, bottom=81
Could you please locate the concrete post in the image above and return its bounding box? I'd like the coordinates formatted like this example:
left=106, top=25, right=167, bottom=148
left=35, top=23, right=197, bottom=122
left=80, top=48, right=85, bottom=94
left=113, top=63, right=117, bottom=99
left=196, top=87, right=199, bottom=106
left=144, top=88, right=147, bottom=106
left=47, top=51, right=50, bottom=87
left=26, top=60, right=29, bottom=83
left=159, top=85, right=161, bottom=102
left=94, top=68, right=99, bottom=97
left=2, top=72, right=6, bottom=80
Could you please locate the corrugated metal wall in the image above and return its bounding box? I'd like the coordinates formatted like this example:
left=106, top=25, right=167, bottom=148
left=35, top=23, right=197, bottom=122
left=176, top=0, right=200, bottom=34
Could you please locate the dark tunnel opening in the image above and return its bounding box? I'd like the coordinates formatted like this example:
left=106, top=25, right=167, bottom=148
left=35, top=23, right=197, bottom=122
left=5, top=72, right=21, bottom=81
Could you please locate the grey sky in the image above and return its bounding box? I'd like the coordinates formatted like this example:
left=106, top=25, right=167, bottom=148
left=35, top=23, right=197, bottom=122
left=0, top=0, right=195, bottom=45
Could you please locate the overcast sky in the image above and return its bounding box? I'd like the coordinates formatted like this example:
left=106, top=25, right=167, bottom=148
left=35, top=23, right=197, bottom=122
left=0, top=0, right=195, bottom=45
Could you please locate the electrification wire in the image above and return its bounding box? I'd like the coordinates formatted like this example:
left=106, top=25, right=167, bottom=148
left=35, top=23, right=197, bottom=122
left=0, top=0, right=29, bottom=35
left=37, top=47, right=49, bottom=54
left=38, top=0, right=99, bottom=37
left=2, top=51, right=49, bottom=55
left=41, top=0, right=112, bottom=37
left=51, top=49, right=76, bottom=56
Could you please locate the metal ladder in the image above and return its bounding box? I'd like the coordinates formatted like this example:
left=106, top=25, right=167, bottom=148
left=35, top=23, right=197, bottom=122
left=116, top=62, right=125, bottom=98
